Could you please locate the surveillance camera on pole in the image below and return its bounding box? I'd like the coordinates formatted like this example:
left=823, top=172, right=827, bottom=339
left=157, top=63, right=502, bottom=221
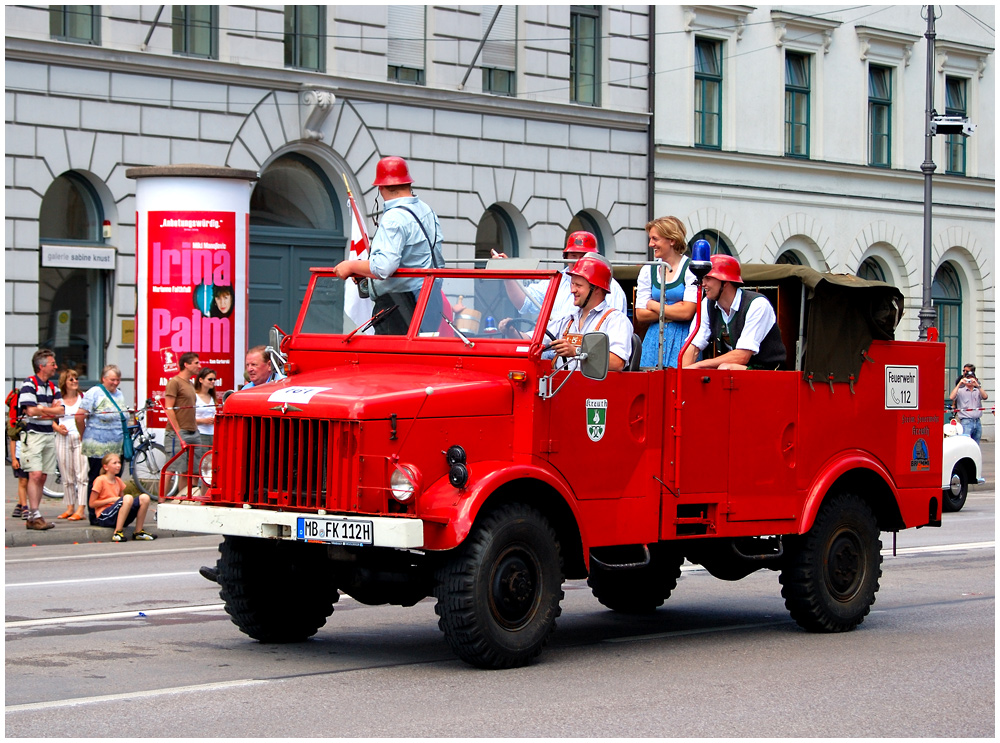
left=929, top=114, right=976, bottom=137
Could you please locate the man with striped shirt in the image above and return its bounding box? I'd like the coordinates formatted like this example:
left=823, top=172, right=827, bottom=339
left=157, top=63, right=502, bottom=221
left=18, top=349, right=65, bottom=530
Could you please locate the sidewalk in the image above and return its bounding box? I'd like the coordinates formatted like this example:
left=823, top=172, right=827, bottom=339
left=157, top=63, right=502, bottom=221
left=5, top=441, right=994, bottom=549
left=4, top=465, right=194, bottom=548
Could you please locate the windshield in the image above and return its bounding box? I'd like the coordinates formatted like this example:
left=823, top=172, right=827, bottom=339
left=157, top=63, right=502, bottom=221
left=299, top=271, right=560, bottom=343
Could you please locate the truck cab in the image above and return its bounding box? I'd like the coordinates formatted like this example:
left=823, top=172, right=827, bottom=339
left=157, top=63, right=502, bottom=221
left=159, top=264, right=944, bottom=669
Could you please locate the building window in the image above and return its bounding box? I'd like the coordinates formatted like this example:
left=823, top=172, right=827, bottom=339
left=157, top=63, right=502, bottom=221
left=38, top=172, right=108, bottom=383
left=868, top=65, right=892, bottom=167
left=695, top=38, right=722, bottom=148
left=173, top=5, right=218, bottom=59
left=285, top=6, right=325, bottom=72
left=945, top=76, right=967, bottom=176
left=933, top=262, right=962, bottom=399
left=49, top=5, right=100, bottom=44
left=570, top=6, right=600, bottom=105
left=776, top=251, right=802, bottom=265
left=387, top=5, right=425, bottom=85
left=785, top=52, right=810, bottom=158
left=689, top=230, right=733, bottom=256
left=857, top=257, right=886, bottom=283
left=475, top=206, right=518, bottom=264
left=482, top=5, right=517, bottom=96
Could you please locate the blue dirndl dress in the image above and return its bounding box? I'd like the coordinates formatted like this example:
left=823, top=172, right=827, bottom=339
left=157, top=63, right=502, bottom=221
left=640, top=257, right=691, bottom=368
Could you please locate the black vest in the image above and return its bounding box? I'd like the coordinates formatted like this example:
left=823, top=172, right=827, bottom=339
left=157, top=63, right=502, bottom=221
left=707, top=289, right=786, bottom=369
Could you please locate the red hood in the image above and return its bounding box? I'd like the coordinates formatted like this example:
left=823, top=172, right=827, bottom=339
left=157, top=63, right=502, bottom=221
left=221, top=364, right=513, bottom=420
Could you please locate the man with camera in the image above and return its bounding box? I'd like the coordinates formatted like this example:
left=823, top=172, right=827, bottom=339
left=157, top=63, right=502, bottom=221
left=950, top=364, right=988, bottom=444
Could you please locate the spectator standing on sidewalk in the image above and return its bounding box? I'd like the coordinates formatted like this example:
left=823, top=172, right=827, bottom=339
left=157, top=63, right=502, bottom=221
left=163, top=353, right=201, bottom=492
left=9, top=437, right=29, bottom=519
left=18, top=349, right=65, bottom=531
left=76, top=365, right=126, bottom=524
left=53, top=369, right=89, bottom=520
left=950, top=363, right=988, bottom=445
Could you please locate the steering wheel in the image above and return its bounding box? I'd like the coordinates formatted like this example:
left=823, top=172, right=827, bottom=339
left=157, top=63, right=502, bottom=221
left=502, top=317, right=556, bottom=342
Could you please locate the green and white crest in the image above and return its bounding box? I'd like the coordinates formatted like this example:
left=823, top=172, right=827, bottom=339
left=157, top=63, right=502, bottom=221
left=586, top=398, right=607, bottom=442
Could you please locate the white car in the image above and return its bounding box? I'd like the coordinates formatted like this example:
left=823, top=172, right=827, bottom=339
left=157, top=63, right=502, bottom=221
left=942, top=421, right=983, bottom=512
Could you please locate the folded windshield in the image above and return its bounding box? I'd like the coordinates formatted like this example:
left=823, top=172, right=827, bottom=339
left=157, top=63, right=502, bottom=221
left=299, top=272, right=559, bottom=342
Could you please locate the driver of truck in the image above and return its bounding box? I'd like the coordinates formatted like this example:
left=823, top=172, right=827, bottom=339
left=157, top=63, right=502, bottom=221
left=681, top=254, right=786, bottom=371
left=242, top=346, right=286, bottom=389
left=497, top=231, right=628, bottom=327
left=544, top=255, right=632, bottom=373
left=332, top=156, right=444, bottom=336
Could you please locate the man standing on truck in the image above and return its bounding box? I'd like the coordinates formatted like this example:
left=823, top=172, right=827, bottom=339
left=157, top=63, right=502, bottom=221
left=546, top=255, right=633, bottom=372
left=681, top=254, right=785, bottom=371
left=332, top=156, right=444, bottom=335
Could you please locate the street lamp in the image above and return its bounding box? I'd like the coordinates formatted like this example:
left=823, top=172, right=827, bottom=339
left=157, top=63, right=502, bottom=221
left=918, top=5, right=977, bottom=342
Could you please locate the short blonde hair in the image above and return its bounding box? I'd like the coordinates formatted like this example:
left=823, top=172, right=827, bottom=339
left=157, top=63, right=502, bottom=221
left=645, top=216, right=688, bottom=254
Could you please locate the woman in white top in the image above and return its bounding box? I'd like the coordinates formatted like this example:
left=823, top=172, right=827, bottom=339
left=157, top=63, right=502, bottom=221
left=53, top=369, right=90, bottom=520
left=635, top=216, right=698, bottom=368
left=194, top=368, right=218, bottom=447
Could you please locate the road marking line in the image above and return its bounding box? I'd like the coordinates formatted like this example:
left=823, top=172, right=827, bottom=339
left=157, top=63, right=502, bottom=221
left=5, top=604, right=226, bottom=629
left=884, top=541, right=994, bottom=556
left=604, top=620, right=790, bottom=643
left=7, top=571, right=199, bottom=588
left=6, top=678, right=269, bottom=713
left=5, top=544, right=220, bottom=564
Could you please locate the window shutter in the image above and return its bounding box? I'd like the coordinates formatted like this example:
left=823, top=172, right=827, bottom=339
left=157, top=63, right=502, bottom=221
left=482, top=5, right=516, bottom=71
left=387, top=5, right=425, bottom=69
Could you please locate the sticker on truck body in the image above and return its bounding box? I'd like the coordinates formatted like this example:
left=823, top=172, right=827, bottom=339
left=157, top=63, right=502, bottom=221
left=885, top=365, right=918, bottom=409
left=267, top=386, right=330, bottom=404
left=586, top=398, right=607, bottom=442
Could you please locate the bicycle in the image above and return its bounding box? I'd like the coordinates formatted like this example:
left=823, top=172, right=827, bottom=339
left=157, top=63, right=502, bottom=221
left=128, top=401, right=178, bottom=500
left=41, top=463, right=64, bottom=499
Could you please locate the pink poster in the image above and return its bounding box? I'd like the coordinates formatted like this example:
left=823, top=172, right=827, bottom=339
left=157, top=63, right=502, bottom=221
left=144, top=211, right=235, bottom=426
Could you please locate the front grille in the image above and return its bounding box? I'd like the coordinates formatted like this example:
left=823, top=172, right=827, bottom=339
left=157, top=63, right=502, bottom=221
left=212, top=415, right=363, bottom=511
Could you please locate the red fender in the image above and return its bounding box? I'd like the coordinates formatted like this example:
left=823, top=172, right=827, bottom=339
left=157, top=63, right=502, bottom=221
left=418, top=460, right=585, bottom=553
left=798, top=449, right=898, bottom=534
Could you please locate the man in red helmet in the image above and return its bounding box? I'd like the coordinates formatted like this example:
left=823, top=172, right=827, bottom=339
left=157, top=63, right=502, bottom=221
left=334, top=156, right=444, bottom=334
left=681, top=255, right=786, bottom=370
left=499, top=230, right=628, bottom=325
left=545, top=254, right=633, bottom=372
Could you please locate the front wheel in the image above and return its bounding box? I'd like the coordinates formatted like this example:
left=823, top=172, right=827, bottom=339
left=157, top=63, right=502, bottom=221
left=780, top=492, right=882, bottom=633
left=218, top=536, right=339, bottom=643
left=42, top=465, right=64, bottom=499
left=130, top=442, right=177, bottom=499
left=434, top=503, right=564, bottom=669
left=943, top=462, right=970, bottom=512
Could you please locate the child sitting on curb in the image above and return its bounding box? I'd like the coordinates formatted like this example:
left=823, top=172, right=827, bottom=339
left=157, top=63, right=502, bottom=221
left=88, top=452, right=156, bottom=542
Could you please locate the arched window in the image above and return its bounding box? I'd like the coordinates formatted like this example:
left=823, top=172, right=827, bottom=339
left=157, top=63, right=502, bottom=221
left=567, top=212, right=605, bottom=254
left=38, top=172, right=109, bottom=382
left=249, top=153, right=345, bottom=346
left=475, top=205, right=518, bottom=263
left=776, top=251, right=802, bottom=265
left=857, top=257, right=886, bottom=283
left=933, top=262, right=962, bottom=396
left=689, top=229, right=733, bottom=256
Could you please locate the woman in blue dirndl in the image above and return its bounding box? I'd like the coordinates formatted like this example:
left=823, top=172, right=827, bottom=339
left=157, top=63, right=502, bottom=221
left=635, top=217, right=698, bottom=368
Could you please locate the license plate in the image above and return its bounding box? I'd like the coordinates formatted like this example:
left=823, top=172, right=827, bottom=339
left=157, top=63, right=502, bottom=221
left=297, top=516, right=374, bottom=546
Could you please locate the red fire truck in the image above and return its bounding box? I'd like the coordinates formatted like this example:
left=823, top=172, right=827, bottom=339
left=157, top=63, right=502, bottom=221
left=158, top=263, right=944, bottom=669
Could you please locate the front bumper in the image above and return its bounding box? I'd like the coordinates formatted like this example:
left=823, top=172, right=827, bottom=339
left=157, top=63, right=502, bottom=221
left=157, top=502, right=425, bottom=548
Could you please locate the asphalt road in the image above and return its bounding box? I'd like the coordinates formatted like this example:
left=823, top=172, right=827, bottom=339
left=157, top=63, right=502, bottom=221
left=5, top=491, right=995, bottom=738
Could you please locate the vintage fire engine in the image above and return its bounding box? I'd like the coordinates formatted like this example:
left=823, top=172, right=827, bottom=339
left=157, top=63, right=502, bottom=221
left=158, top=262, right=944, bottom=669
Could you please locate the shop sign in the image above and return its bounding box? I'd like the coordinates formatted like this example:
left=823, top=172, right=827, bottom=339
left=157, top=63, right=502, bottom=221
left=41, top=244, right=116, bottom=269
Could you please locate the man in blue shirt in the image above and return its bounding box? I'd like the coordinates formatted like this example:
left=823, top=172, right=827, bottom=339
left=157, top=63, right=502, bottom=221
left=334, top=156, right=444, bottom=335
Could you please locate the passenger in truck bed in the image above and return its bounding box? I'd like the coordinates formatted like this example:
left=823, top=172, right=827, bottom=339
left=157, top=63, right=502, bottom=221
left=682, top=255, right=785, bottom=371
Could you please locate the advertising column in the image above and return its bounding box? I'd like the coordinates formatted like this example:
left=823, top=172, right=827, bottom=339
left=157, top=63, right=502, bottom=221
left=127, top=165, right=257, bottom=432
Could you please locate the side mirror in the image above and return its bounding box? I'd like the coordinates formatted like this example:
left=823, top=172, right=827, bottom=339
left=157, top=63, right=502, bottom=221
left=579, top=333, right=609, bottom=381
left=268, top=325, right=283, bottom=352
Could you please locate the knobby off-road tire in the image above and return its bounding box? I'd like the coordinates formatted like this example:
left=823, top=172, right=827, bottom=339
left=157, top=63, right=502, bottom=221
left=218, top=536, right=339, bottom=643
left=587, top=544, right=684, bottom=614
left=780, top=492, right=882, bottom=632
left=943, top=462, right=970, bottom=512
left=434, top=503, right=564, bottom=669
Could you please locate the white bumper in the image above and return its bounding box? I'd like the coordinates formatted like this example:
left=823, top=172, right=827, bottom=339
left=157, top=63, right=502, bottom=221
left=157, top=502, right=425, bottom=548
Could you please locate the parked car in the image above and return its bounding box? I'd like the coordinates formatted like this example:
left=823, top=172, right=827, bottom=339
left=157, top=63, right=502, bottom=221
left=942, top=420, right=982, bottom=512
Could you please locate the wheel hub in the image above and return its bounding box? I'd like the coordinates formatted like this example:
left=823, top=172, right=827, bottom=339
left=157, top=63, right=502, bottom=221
left=827, top=532, right=864, bottom=600
left=949, top=473, right=963, bottom=496
left=489, top=548, right=539, bottom=629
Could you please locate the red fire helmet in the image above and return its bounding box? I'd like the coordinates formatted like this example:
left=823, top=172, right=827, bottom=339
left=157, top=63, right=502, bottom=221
left=567, top=254, right=612, bottom=293
left=372, top=156, right=413, bottom=187
left=705, top=254, right=743, bottom=285
left=563, top=230, right=599, bottom=258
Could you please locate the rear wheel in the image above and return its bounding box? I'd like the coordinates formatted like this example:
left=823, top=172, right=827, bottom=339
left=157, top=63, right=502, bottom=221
left=943, top=462, right=970, bottom=512
left=780, top=492, right=882, bottom=632
left=42, top=465, right=64, bottom=499
left=588, top=543, right=683, bottom=614
left=434, top=503, right=564, bottom=669
left=218, top=536, right=339, bottom=643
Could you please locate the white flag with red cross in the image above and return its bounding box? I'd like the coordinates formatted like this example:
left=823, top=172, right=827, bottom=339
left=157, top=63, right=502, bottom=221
left=344, top=183, right=375, bottom=331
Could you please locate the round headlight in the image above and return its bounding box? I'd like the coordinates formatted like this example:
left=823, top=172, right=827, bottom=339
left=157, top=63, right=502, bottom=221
left=390, top=465, right=420, bottom=502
